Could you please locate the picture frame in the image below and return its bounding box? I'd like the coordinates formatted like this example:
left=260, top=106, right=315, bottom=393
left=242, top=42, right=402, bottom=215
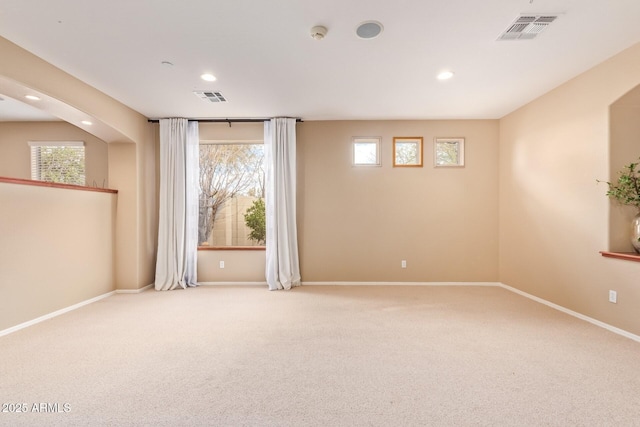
left=434, top=137, right=465, bottom=167
left=393, top=137, right=423, bottom=167
left=352, top=137, right=381, bottom=166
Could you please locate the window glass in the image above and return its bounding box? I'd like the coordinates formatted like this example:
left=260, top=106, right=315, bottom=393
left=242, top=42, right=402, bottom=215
left=353, top=137, right=381, bottom=166
left=198, top=142, right=265, bottom=246
left=29, top=142, right=85, bottom=185
left=393, top=137, right=423, bottom=167
left=434, top=138, right=465, bottom=167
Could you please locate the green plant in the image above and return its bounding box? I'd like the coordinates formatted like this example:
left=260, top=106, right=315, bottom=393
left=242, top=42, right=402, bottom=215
left=599, top=159, right=640, bottom=209
left=244, top=198, right=266, bottom=244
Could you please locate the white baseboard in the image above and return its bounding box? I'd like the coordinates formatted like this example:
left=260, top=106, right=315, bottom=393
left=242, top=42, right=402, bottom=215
left=303, top=281, right=640, bottom=343
left=115, top=284, right=153, bottom=294
left=302, top=281, right=500, bottom=286
left=498, top=283, right=640, bottom=343
left=199, top=282, right=268, bottom=286
left=4, top=281, right=637, bottom=344
left=0, top=291, right=115, bottom=338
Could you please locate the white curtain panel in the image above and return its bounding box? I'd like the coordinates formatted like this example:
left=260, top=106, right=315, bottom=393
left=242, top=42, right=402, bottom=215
left=155, top=118, right=199, bottom=291
left=264, top=118, right=301, bottom=290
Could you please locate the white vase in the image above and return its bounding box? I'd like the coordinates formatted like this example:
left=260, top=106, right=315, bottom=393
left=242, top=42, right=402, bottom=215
left=632, top=212, right=640, bottom=253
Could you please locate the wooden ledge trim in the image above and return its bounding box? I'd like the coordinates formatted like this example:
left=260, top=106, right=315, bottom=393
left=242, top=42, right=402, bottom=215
left=600, top=251, right=640, bottom=262
left=0, top=176, right=117, bottom=194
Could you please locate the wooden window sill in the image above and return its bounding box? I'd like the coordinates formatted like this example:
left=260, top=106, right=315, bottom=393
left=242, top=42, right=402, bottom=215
left=198, top=246, right=265, bottom=251
left=600, top=251, right=640, bottom=262
left=0, top=176, right=117, bottom=194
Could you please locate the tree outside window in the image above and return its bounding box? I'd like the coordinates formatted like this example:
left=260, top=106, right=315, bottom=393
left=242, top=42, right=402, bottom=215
left=29, top=142, right=85, bottom=185
left=198, top=142, right=265, bottom=246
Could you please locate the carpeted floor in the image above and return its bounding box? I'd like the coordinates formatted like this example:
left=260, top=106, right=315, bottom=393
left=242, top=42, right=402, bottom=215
left=1, top=285, right=639, bottom=426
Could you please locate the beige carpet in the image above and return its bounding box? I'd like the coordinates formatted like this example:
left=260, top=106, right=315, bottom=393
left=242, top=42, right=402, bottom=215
left=1, top=285, right=639, bottom=426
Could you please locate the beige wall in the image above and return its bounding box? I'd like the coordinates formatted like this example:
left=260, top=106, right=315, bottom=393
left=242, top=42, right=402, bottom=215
left=198, top=250, right=266, bottom=283
left=193, top=119, right=499, bottom=284
left=138, top=123, right=158, bottom=290
left=499, top=43, right=640, bottom=336
left=0, top=182, right=116, bottom=331
left=1, top=35, right=157, bottom=293
left=198, top=122, right=264, bottom=141
left=297, top=120, right=499, bottom=282
left=0, top=121, right=108, bottom=186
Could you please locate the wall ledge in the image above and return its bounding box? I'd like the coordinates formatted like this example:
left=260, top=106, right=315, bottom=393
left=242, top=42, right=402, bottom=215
left=599, top=251, right=640, bottom=262
left=0, top=176, right=117, bottom=194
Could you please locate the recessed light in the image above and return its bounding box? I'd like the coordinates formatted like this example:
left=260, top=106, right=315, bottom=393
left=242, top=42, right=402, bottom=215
left=81, top=120, right=92, bottom=126
left=201, top=73, right=216, bottom=82
left=437, top=71, right=454, bottom=80
left=161, top=61, right=174, bottom=67
left=25, top=95, right=41, bottom=101
left=356, top=21, right=383, bottom=39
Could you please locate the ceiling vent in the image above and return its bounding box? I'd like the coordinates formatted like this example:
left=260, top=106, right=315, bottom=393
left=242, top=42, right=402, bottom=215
left=498, top=15, right=558, bottom=40
left=194, top=90, right=227, bottom=103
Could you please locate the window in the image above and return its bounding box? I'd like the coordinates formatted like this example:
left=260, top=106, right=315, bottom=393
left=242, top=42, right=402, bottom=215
left=29, top=141, right=85, bottom=185
left=198, top=141, right=265, bottom=247
left=434, top=138, right=465, bottom=167
left=393, top=137, right=423, bottom=167
left=353, top=137, right=381, bottom=166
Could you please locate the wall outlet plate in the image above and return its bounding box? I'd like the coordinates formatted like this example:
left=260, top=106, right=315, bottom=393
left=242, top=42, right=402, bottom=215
left=609, top=290, right=617, bottom=303
left=219, top=261, right=225, bottom=269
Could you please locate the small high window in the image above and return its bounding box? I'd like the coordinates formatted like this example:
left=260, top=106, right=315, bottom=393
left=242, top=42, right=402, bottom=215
left=434, top=138, right=465, bottom=167
left=353, top=137, right=381, bottom=166
left=29, top=141, right=86, bottom=185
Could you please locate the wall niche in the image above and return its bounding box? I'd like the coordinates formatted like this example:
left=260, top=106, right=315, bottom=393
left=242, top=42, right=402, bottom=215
left=608, top=84, right=640, bottom=252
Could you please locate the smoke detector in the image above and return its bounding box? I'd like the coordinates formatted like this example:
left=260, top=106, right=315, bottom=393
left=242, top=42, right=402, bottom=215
left=498, top=15, right=558, bottom=40
left=310, top=25, right=327, bottom=40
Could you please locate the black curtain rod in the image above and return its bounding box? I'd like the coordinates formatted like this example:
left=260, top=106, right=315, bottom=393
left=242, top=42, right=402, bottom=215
left=147, top=118, right=302, bottom=124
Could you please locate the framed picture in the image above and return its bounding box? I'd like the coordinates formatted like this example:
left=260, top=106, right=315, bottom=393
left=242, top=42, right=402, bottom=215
left=434, top=137, right=465, bottom=167
left=352, top=137, right=381, bottom=166
left=393, top=137, right=423, bottom=167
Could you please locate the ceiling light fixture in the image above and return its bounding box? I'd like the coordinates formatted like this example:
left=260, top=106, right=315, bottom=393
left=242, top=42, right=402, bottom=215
left=81, top=120, right=92, bottom=125
left=310, top=25, right=328, bottom=40
left=437, top=71, right=455, bottom=80
left=25, top=95, right=41, bottom=101
left=200, top=73, right=216, bottom=82
left=356, top=21, right=383, bottom=39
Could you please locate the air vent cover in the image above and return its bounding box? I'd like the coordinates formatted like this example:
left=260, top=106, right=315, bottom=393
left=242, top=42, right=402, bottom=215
left=498, top=15, right=558, bottom=40
left=194, top=91, right=227, bottom=103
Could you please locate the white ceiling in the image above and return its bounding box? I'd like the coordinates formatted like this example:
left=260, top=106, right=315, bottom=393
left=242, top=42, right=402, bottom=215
left=1, top=0, right=640, bottom=121
left=0, top=94, right=59, bottom=121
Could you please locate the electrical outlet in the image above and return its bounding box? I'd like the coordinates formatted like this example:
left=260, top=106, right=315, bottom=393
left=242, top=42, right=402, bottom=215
left=401, top=260, right=407, bottom=269
left=219, top=261, right=225, bottom=269
left=609, top=290, right=617, bottom=304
